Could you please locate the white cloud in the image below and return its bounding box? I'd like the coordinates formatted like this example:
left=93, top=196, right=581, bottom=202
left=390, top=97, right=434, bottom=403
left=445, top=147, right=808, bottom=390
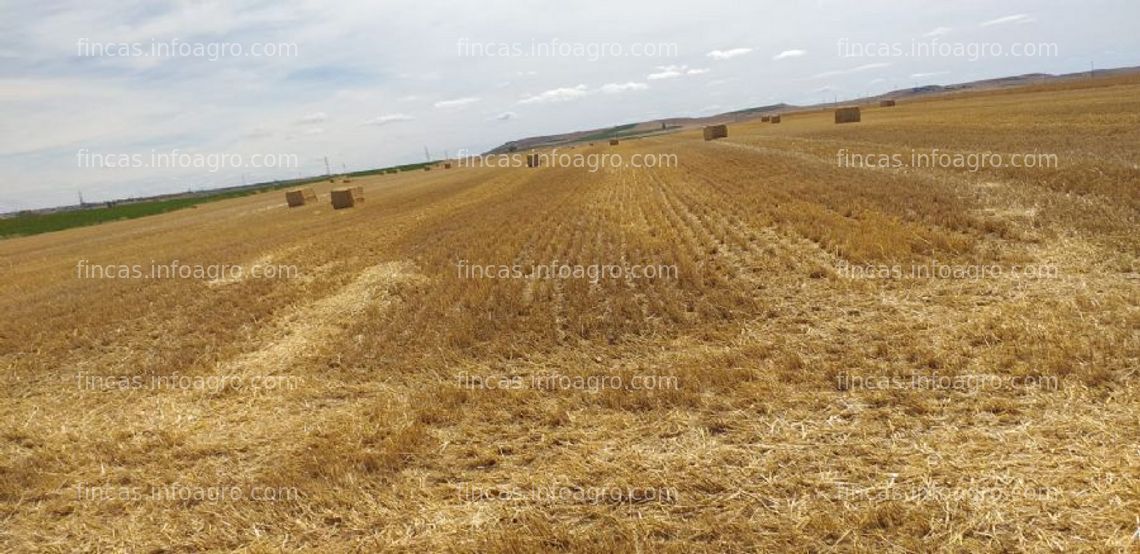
left=707, top=48, right=753, bottom=60
left=519, top=85, right=589, bottom=104
left=495, top=111, right=518, bottom=121
left=648, top=65, right=706, bottom=80
left=773, top=49, right=806, bottom=60
left=600, top=82, right=649, bottom=94
left=813, top=63, right=891, bottom=79
left=519, top=82, right=647, bottom=104
left=911, top=71, right=951, bottom=78
left=980, top=14, right=1035, bottom=27
left=297, top=112, right=327, bottom=125
left=433, top=97, right=480, bottom=109
left=924, top=27, right=953, bottom=37
left=648, top=65, right=685, bottom=80
left=363, top=114, right=414, bottom=126
left=302, top=127, right=325, bottom=135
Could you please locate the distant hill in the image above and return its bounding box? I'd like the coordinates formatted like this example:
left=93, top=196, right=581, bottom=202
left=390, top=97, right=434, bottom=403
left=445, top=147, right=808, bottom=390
left=485, top=105, right=794, bottom=154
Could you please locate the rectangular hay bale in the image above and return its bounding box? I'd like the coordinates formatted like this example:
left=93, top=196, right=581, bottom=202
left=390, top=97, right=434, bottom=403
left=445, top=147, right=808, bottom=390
left=835, top=107, right=861, bottom=124
left=703, top=124, right=728, bottom=141
left=330, top=188, right=356, bottom=210
left=880, top=99, right=896, bottom=107
left=285, top=188, right=317, bottom=208
left=526, top=154, right=540, bottom=168
left=770, top=115, right=781, bottom=124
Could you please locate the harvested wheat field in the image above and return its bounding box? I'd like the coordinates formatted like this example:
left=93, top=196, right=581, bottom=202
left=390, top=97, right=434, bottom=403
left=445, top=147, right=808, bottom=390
left=2, top=75, right=1139, bottom=552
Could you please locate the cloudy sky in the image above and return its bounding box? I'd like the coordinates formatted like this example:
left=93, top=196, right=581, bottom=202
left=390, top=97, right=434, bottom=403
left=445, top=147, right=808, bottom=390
left=2, top=0, right=1137, bottom=211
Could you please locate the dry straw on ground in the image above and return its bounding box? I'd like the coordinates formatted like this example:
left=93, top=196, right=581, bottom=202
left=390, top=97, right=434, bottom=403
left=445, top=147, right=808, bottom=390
left=1, top=72, right=1139, bottom=553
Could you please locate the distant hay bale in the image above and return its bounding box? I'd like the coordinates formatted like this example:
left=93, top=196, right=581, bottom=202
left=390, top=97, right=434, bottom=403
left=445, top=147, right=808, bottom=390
left=352, top=186, right=364, bottom=204
left=526, top=154, right=540, bottom=168
left=835, top=107, right=861, bottom=124
left=609, top=139, right=619, bottom=146
left=444, top=163, right=452, bottom=169
left=330, top=188, right=356, bottom=210
left=285, top=188, right=317, bottom=208
left=770, top=115, right=782, bottom=124
left=761, top=116, right=771, bottom=122
left=423, top=166, right=431, bottom=172
left=703, top=124, right=728, bottom=141
left=880, top=99, right=896, bottom=107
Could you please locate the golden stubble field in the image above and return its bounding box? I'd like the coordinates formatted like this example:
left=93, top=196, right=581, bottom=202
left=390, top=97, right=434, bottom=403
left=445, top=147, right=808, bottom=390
left=1, top=75, right=1138, bottom=552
